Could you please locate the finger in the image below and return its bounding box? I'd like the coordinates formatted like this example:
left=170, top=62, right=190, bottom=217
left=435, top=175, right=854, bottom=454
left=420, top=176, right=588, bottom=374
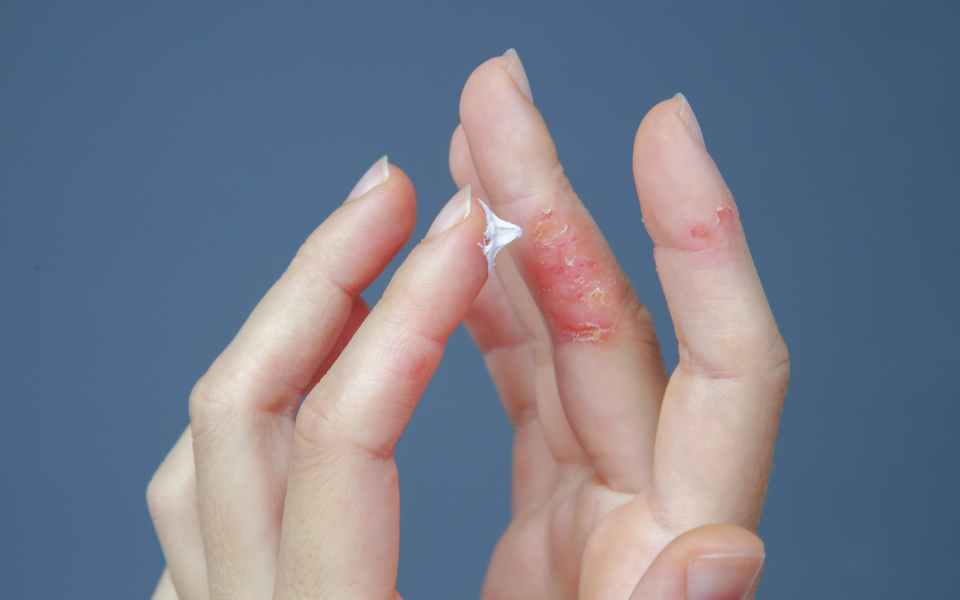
left=627, top=525, right=764, bottom=600
left=147, top=426, right=209, bottom=600
left=274, top=187, right=490, bottom=600
left=633, top=96, right=790, bottom=528
left=198, top=157, right=411, bottom=415
left=451, top=123, right=550, bottom=363
left=462, top=253, right=560, bottom=513
left=306, top=295, right=370, bottom=392
left=151, top=569, right=179, bottom=600
left=460, top=246, right=534, bottom=427
left=460, top=51, right=668, bottom=492
left=454, top=114, right=627, bottom=480
left=188, top=159, right=417, bottom=599
left=452, top=124, right=562, bottom=512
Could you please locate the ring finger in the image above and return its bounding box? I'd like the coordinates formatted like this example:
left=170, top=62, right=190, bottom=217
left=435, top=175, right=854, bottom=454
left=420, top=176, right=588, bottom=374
left=147, top=426, right=208, bottom=600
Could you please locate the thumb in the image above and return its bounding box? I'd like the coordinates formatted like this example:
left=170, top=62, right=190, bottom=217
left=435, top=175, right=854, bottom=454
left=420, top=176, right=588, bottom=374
left=629, top=525, right=765, bottom=600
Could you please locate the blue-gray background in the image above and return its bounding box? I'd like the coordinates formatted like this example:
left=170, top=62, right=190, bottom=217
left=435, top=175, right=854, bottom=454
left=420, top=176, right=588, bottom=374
left=1, top=1, right=957, bottom=598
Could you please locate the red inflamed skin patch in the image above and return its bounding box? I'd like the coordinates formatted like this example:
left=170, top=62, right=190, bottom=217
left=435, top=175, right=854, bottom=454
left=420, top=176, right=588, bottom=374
left=517, top=207, right=625, bottom=343
left=689, top=203, right=739, bottom=245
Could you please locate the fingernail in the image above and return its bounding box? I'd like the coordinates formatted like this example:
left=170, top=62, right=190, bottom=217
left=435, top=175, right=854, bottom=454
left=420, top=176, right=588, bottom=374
left=503, top=48, right=533, bottom=102
left=674, top=93, right=705, bottom=147
left=345, top=155, right=390, bottom=202
left=687, top=553, right=764, bottom=600
left=426, top=184, right=472, bottom=238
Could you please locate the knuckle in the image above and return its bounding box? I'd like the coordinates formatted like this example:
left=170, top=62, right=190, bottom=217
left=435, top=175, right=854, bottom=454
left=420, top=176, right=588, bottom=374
left=681, top=320, right=791, bottom=386
left=291, top=392, right=347, bottom=472
left=739, top=329, right=790, bottom=387
left=766, top=334, right=791, bottom=395
left=146, top=463, right=191, bottom=527
left=188, top=372, right=223, bottom=435
left=290, top=231, right=357, bottom=300
left=145, top=472, right=166, bottom=519
left=188, top=371, right=243, bottom=440
left=292, top=229, right=334, bottom=267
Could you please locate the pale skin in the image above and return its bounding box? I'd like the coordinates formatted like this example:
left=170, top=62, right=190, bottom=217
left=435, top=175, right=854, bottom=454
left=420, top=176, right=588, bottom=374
left=148, top=51, right=789, bottom=600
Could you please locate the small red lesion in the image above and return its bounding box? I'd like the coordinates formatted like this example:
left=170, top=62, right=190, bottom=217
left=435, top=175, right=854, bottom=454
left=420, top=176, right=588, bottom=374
left=520, top=208, right=622, bottom=343
left=715, top=204, right=735, bottom=226
left=689, top=204, right=738, bottom=243
left=690, top=223, right=712, bottom=239
left=398, top=347, right=434, bottom=381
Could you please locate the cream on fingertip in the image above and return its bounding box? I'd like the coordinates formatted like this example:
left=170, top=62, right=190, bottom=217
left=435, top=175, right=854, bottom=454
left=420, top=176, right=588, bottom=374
left=478, top=198, right=522, bottom=271
left=425, top=187, right=521, bottom=268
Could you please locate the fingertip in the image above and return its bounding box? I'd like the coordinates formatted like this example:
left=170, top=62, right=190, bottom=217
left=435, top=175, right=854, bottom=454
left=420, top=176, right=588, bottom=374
left=674, top=93, right=704, bottom=147
left=382, top=162, right=417, bottom=212
left=629, top=525, right=765, bottom=600
left=425, top=184, right=472, bottom=239
left=634, top=95, right=690, bottom=147
left=462, top=193, right=502, bottom=277
left=503, top=48, right=533, bottom=102
left=349, top=160, right=415, bottom=203
left=633, top=96, right=740, bottom=253
left=459, top=54, right=519, bottom=124
left=354, top=162, right=418, bottom=239
left=310, top=161, right=417, bottom=298
left=345, top=155, right=389, bottom=201
left=418, top=187, right=493, bottom=281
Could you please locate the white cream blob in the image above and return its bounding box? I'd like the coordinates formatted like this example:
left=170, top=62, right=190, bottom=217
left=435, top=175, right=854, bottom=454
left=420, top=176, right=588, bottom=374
left=478, top=199, right=522, bottom=271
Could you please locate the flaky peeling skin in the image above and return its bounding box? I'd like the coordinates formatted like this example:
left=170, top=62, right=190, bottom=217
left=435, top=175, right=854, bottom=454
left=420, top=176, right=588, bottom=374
left=519, top=207, right=622, bottom=343
left=688, top=202, right=739, bottom=245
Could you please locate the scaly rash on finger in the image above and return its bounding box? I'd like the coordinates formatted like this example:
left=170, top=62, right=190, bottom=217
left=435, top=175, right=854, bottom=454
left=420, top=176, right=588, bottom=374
left=518, top=207, right=623, bottom=343
left=688, top=201, right=739, bottom=246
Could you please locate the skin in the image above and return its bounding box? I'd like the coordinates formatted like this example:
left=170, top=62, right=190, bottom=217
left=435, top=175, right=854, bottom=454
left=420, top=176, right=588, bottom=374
left=148, top=51, right=788, bottom=600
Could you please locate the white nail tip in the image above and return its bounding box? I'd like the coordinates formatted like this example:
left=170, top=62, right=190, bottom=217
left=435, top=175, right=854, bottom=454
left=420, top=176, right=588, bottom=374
left=478, top=199, right=522, bottom=271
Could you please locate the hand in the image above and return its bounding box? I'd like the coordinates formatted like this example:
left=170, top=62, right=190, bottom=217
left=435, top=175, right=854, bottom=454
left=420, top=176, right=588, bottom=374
left=147, top=49, right=789, bottom=600
left=450, top=51, right=788, bottom=600
left=148, top=161, right=498, bottom=599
